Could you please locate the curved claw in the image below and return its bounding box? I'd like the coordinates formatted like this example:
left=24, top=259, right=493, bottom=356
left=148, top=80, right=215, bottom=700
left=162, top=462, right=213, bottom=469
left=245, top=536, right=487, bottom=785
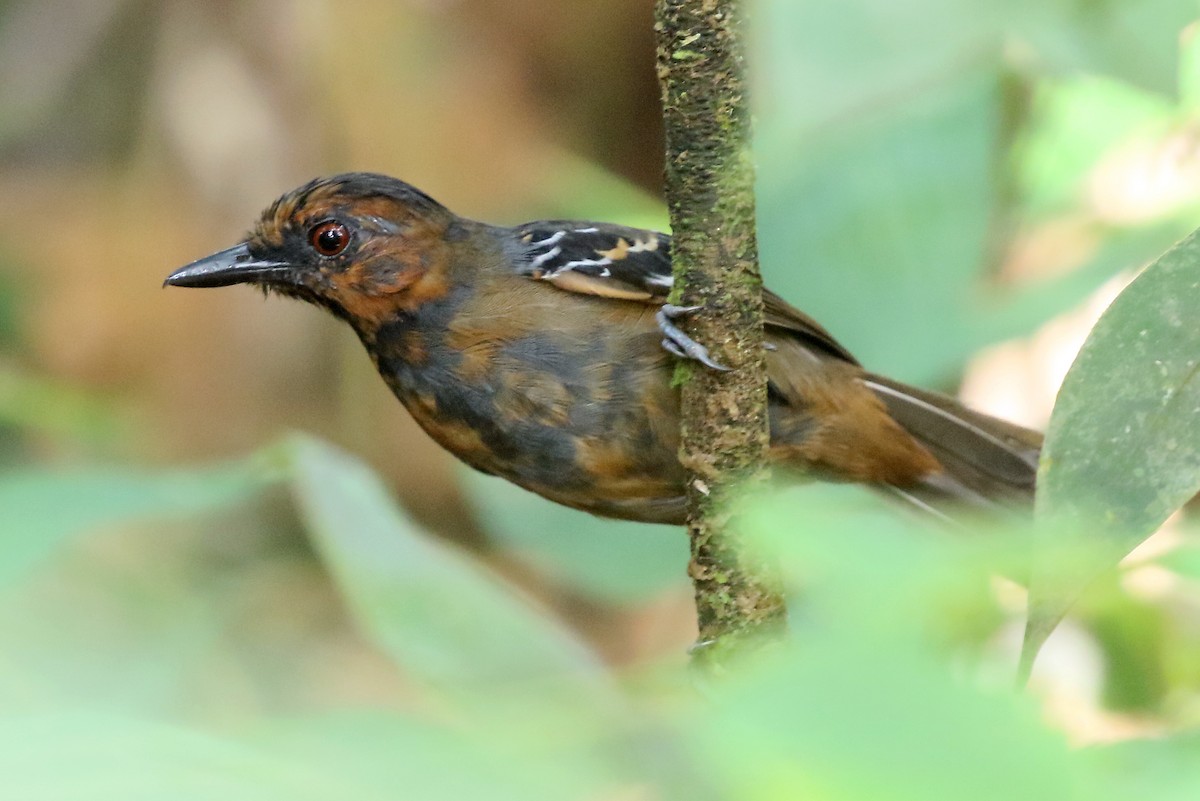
left=655, top=304, right=731, bottom=372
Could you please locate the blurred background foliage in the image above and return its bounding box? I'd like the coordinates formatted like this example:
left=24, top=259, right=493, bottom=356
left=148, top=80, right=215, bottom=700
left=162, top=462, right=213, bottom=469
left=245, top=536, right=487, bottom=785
left=5, top=0, right=1200, bottom=797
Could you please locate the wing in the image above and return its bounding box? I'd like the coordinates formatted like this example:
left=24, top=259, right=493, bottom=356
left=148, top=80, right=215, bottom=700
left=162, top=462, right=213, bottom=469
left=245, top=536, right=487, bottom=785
left=511, top=221, right=674, bottom=301
left=508, top=221, right=858, bottom=364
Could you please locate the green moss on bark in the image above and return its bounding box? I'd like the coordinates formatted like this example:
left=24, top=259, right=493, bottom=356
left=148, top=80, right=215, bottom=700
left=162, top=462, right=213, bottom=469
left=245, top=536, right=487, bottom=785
left=654, top=0, right=785, bottom=656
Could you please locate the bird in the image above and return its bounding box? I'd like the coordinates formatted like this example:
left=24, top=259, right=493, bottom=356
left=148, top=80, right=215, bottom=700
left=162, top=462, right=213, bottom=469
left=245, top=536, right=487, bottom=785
left=165, top=172, right=1042, bottom=524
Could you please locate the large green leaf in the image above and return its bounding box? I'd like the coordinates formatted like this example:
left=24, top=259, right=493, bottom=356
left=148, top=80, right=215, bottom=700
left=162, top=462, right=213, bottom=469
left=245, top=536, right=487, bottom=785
left=278, top=436, right=607, bottom=691
left=249, top=711, right=566, bottom=801
left=0, top=711, right=565, bottom=801
left=694, top=636, right=1072, bottom=801
left=699, top=484, right=1071, bottom=801
left=2, top=437, right=610, bottom=703
left=755, top=0, right=1194, bottom=384
left=1024, top=0, right=1199, bottom=97
left=1023, top=227, right=1200, bottom=677
left=0, top=461, right=268, bottom=586
left=1078, top=734, right=1200, bottom=801
left=757, top=68, right=1002, bottom=382
left=0, top=714, right=326, bottom=801
left=754, top=0, right=1010, bottom=137
left=755, top=0, right=1193, bottom=117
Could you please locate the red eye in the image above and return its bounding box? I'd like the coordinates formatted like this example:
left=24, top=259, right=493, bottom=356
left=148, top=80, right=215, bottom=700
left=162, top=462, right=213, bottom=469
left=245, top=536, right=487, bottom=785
left=309, top=221, right=350, bottom=257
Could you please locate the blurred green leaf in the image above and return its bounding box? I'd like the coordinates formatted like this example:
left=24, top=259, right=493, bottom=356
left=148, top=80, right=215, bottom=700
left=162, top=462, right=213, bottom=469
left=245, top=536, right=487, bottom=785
left=1078, top=734, right=1200, bottom=801
left=0, top=271, right=19, bottom=346
left=1016, top=75, right=1175, bottom=216
left=462, top=469, right=687, bottom=604
left=250, top=711, right=563, bottom=801
left=754, top=0, right=1010, bottom=380
left=0, top=460, right=268, bottom=586
left=0, top=710, right=601, bottom=801
left=738, top=483, right=1029, bottom=647
left=1025, top=226, right=1200, bottom=678
left=1182, top=22, right=1200, bottom=111
left=1157, top=539, right=1200, bottom=581
left=758, top=68, right=1001, bottom=382
left=759, top=65, right=1186, bottom=385
left=1081, top=586, right=1169, bottom=711
left=1023, top=0, right=1198, bottom=96
left=755, top=0, right=1009, bottom=137
left=694, top=638, right=1072, bottom=801
left=0, top=713, right=327, bottom=801
left=698, top=485, right=1070, bottom=801
left=756, top=0, right=1194, bottom=385
left=0, top=363, right=126, bottom=446
left=754, top=0, right=1191, bottom=137
left=278, top=435, right=607, bottom=691
left=12, top=438, right=1200, bottom=799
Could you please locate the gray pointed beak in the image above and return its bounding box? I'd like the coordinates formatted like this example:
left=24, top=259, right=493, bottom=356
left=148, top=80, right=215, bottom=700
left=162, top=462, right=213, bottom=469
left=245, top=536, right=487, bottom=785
left=164, top=243, right=291, bottom=288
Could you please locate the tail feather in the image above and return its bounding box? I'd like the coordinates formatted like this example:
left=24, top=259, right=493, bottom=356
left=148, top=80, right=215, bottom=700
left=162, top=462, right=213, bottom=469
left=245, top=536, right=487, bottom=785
left=863, top=374, right=1043, bottom=513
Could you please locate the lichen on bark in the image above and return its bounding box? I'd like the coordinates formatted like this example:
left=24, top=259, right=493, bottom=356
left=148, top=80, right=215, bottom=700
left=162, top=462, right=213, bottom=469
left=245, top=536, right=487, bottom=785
left=654, top=0, right=785, bottom=660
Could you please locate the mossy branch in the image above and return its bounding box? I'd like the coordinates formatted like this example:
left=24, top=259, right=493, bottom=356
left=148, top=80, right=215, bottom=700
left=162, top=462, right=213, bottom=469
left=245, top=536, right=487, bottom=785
left=654, top=0, right=785, bottom=662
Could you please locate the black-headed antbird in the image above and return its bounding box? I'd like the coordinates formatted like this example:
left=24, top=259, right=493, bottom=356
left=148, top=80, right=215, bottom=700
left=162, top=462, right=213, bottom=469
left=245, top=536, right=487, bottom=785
left=166, top=173, right=1041, bottom=523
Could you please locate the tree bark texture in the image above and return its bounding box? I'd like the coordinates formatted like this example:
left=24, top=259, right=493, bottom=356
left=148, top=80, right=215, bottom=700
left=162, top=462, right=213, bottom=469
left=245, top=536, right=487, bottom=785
left=654, top=0, right=785, bottom=657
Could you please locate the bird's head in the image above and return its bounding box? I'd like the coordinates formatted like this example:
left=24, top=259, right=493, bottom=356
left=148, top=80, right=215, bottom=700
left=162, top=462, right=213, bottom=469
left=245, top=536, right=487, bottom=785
left=165, top=173, right=462, bottom=328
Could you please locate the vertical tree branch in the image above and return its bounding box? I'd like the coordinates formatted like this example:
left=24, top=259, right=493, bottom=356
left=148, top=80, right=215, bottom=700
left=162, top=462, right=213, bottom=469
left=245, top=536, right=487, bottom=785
left=654, top=0, right=785, bottom=659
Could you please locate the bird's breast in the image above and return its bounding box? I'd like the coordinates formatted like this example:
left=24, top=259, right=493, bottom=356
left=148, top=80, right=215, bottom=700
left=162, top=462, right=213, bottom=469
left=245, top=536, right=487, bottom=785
left=361, top=290, right=687, bottom=521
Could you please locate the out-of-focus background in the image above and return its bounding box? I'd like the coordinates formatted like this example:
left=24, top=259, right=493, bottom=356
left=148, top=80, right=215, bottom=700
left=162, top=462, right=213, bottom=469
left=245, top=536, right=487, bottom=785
left=7, top=0, right=1200, bottom=797
left=4, top=0, right=693, bottom=669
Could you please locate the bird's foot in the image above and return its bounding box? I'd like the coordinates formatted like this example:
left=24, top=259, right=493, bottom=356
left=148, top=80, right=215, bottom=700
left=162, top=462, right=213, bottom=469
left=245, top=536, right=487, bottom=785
left=656, top=304, right=730, bottom=372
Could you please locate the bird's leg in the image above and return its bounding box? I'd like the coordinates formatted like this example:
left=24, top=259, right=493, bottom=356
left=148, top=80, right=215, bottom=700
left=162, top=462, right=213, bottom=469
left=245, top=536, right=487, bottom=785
left=656, top=304, right=730, bottom=372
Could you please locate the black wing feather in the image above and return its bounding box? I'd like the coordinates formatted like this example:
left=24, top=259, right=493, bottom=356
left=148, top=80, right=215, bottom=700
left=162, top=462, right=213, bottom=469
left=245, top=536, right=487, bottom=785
left=508, top=221, right=856, bottom=361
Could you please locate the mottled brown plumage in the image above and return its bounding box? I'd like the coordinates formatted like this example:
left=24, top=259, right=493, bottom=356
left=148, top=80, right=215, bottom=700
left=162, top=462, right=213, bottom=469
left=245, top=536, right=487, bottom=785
left=166, top=172, right=1042, bottom=523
